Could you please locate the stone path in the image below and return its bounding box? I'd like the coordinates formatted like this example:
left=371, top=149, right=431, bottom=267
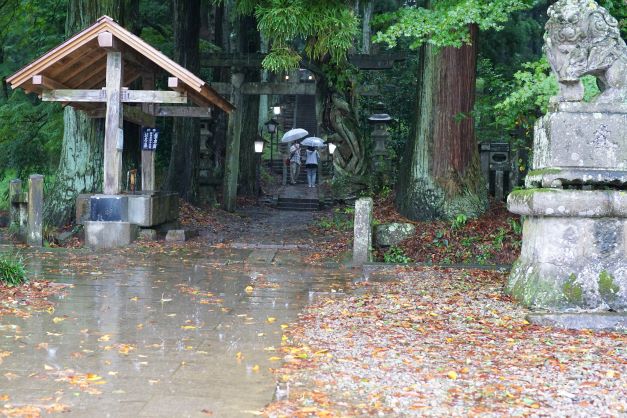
left=0, top=239, right=356, bottom=417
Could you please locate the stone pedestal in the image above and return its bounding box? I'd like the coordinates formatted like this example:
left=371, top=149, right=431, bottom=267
left=85, top=221, right=138, bottom=249
left=508, top=105, right=627, bottom=312
left=508, top=190, right=626, bottom=310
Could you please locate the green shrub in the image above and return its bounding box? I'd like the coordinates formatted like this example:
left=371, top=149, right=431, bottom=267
left=383, top=246, right=413, bottom=264
left=0, top=254, right=28, bottom=286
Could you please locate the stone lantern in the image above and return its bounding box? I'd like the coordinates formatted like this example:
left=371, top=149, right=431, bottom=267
left=368, top=102, right=392, bottom=180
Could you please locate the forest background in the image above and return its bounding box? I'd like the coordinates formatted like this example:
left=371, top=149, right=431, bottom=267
left=0, top=0, right=625, bottom=226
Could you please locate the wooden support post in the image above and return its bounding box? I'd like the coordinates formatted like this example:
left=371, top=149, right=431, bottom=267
left=103, top=50, right=123, bottom=194
left=222, top=72, right=245, bottom=212
left=142, top=73, right=156, bottom=191
left=27, top=174, right=44, bottom=247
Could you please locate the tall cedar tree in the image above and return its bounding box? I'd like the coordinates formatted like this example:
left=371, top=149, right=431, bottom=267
left=165, top=0, right=201, bottom=203
left=376, top=0, right=534, bottom=220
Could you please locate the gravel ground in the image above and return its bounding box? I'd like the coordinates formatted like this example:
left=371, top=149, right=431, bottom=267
left=264, top=268, right=627, bottom=417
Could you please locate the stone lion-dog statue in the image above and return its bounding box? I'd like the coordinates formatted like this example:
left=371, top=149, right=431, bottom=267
left=544, top=0, right=627, bottom=103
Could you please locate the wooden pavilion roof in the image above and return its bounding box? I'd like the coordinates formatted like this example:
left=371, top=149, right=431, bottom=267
left=7, top=15, right=234, bottom=113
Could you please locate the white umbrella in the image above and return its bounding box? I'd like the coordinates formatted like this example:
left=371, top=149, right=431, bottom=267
left=301, top=137, right=325, bottom=147
left=281, top=128, right=308, bottom=143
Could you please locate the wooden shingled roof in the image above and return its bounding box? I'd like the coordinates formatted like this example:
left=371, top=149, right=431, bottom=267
left=7, top=15, right=234, bottom=113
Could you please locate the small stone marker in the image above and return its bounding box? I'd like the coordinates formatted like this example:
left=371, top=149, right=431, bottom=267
left=352, top=197, right=373, bottom=267
left=138, top=229, right=157, bottom=241
left=27, top=174, right=44, bottom=247
left=165, top=229, right=197, bottom=242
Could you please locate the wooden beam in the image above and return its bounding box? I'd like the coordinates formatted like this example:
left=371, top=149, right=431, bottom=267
left=86, top=105, right=155, bottom=127
left=32, top=75, right=69, bottom=90
left=209, top=82, right=316, bottom=96
left=200, top=52, right=407, bottom=69
left=58, top=51, right=106, bottom=86
left=123, top=90, right=187, bottom=104
left=103, top=50, right=123, bottom=195
left=152, top=105, right=211, bottom=118
left=41, top=89, right=105, bottom=102
left=98, top=31, right=119, bottom=50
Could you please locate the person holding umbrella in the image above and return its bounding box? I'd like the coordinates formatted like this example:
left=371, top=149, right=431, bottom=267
left=281, top=128, right=309, bottom=185
left=301, top=137, right=324, bottom=188
left=289, top=141, right=301, bottom=184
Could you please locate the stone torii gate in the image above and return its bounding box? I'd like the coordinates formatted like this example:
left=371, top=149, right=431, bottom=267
left=7, top=15, right=234, bottom=195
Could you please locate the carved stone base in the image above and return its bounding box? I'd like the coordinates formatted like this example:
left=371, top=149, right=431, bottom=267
left=507, top=189, right=627, bottom=311
left=532, top=107, right=627, bottom=173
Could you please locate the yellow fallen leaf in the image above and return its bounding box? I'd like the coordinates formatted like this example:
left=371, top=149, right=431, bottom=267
left=266, top=317, right=276, bottom=324
left=252, top=364, right=260, bottom=372
left=181, top=325, right=197, bottom=330
left=269, top=356, right=282, bottom=361
left=236, top=352, right=244, bottom=360
left=606, top=370, right=617, bottom=378
left=44, top=364, right=54, bottom=371
left=86, top=373, right=102, bottom=381
left=108, top=371, right=118, bottom=376
left=98, top=334, right=111, bottom=342
left=447, top=371, right=458, bottom=380
left=280, top=324, right=288, bottom=330
left=130, top=296, right=139, bottom=301
left=52, top=317, right=65, bottom=324
left=0, top=394, right=9, bottom=401
left=245, top=285, right=254, bottom=293
left=257, top=333, right=264, bottom=337
left=136, top=323, right=144, bottom=329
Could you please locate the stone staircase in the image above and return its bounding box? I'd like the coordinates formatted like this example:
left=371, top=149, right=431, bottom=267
left=276, top=184, right=322, bottom=211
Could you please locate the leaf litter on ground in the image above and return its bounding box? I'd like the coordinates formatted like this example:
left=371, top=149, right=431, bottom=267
left=264, top=267, right=626, bottom=417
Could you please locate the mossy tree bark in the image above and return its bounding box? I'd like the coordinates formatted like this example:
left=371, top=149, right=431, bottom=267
left=165, top=0, right=201, bottom=203
left=396, top=24, right=487, bottom=221
left=315, top=67, right=365, bottom=186
left=44, top=0, right=123, bottom=226
left=237, top=15, right=260, bottom=196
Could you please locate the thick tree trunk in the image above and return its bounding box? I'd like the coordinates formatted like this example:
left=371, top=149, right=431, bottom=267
left=237, top=15, right=260, bottom=196
left=165, top=0, right=201, bottom=203
left=316, top=74, right=365, bottom=184
left=396, top=25, right=487, bottom=221
left=44, top=0, right=122, bottom=226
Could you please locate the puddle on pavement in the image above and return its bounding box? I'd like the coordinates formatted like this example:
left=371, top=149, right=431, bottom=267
left=0, top=248, right=356, bottom=417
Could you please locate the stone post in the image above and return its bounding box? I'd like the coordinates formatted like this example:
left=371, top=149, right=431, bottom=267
left=352, top=197, right=373, bottom=267
left=27, top=174, right=44, bottom=247
left=9, top=179, right=22, bottom=230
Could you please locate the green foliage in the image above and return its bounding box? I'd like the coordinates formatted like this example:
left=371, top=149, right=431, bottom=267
left=0, top=93, right=63, bottom=180
left=0, top=254, right=28, bottom=287
left=451, top=214, right=468, bottom=230
left=317, top=206, right=355, bottom=231
left=383, top=246, right=412, bottom=264
left=374, top=0, right=535, bottom=50
left=229, top=1, right=359, bottom=73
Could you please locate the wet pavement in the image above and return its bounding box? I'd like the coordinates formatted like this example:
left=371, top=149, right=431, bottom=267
left=0, top=244, right=357, bottom=417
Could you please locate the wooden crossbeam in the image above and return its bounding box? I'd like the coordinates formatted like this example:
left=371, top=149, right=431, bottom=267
left=124, top=90, right=186, bottom=103
left=86, top=104, right=156, bottom=126
left=208, top=81, right=380, bottom=97
left=152, top=105, right=211, bottom=118
left=40, top=89, right=187, bottom=104
left=42, top=89, right=105, bottom=102
left=200, top=52, right=407, bottom=70
left=209, top=82, right=316, bottom=96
